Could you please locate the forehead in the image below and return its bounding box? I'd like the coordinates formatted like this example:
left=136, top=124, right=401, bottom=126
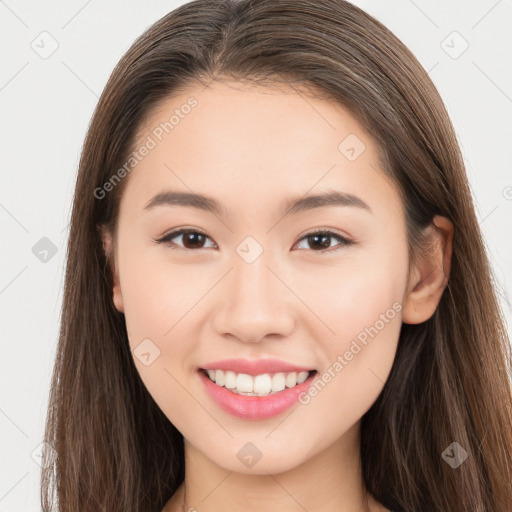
left=122, top=80, right=400, bottom=219
left=137, top=79, right=366, bottom=151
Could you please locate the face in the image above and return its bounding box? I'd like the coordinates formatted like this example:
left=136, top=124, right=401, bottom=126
left=106, top=80, right=412, bottom=474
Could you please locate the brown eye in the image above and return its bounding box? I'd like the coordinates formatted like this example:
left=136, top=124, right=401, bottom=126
left=295, top=230, right=353, bottom=252
left=157, top=229, right=216, bottom=250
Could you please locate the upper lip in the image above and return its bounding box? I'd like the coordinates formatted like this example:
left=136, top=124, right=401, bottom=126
left=200, top=358, right=315, bottom=376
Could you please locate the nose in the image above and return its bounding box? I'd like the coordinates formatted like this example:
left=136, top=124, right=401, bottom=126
left=211, top=249, right=296, bottom=343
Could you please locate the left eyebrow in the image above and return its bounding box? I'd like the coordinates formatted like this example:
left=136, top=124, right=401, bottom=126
left=283, top=189, right=372, bottom=215
left=142, top=189, right=372, bottom=216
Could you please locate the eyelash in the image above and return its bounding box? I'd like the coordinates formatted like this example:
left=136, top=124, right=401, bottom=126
left=155, top=228, right=354, bottom=254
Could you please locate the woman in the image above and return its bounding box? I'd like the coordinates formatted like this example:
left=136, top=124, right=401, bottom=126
left=41, top=1, right=512, bottom=511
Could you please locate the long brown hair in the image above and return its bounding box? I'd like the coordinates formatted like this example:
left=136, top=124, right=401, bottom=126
left=41, top=1, right=512, bottom=510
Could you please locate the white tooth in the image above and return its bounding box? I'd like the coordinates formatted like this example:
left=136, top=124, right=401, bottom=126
left=224, top=370, right=237, bottom=389
left=215, top=369, right=225, bottom=386
left=271, top=372, right=286, bottom=392
left=209, top=369, right=308, bottom=394
left=285, top=372, right=297, bottom=388
left=236, top=373, right=254, bottom=393
left=253, top=374, right=272, bottom=394
left=297, top=371, right=309, bottom=384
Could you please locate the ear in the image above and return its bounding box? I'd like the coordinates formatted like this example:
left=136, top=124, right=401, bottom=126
left=99, top=226, right=125, bottom=313
left=402, top=215, right=453, bottom=324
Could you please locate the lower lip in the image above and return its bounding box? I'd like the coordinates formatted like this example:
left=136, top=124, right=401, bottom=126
left=197, top=369, right=317, bottom=420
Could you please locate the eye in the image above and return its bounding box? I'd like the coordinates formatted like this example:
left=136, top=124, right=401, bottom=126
left=294, top=229, right=354, bottom=253
left=156, top=229, right=217, bottom=250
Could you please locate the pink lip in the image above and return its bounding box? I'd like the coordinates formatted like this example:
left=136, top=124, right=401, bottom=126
left=200, top=358, right=314, bottom=376
left=197, top=369, right=317, bottom=420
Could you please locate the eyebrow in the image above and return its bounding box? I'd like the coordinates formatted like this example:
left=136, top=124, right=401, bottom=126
left=143, top=189, right=372, bottom=216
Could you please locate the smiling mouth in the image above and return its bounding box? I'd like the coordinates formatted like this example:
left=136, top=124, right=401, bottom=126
left=199, top=368, right=317, bottom=397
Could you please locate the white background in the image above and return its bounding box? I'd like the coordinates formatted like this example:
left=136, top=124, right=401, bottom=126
left=1, top=0, right=511, bottom=510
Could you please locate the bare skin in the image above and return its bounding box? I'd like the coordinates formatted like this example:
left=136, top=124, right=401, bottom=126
left=102, top=80, right=453, bottom=512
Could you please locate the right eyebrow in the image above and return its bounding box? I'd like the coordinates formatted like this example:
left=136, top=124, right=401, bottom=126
left=143, top=191, right=225, bottom=216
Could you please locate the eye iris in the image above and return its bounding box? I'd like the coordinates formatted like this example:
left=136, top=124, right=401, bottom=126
left=309, top=233, right=331, bottom=250
left=183, top=232, right=206, bottom=249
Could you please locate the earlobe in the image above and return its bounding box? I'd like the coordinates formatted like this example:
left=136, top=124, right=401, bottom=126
left=402, top=215, right=453, bottom=325
left=99, top=226, right=125, bottom=313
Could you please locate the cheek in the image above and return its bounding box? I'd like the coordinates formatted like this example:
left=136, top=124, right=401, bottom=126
left=294, top=245, right=407, bottom=349
left=330, top=267, right=404, bottom=349
left=118, top=240, right=203, bottom=341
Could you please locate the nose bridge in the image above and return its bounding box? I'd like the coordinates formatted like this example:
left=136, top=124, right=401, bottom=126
left=232, top=246, right=278, bottom=305
left=212, top=239, right=295, bottom=342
